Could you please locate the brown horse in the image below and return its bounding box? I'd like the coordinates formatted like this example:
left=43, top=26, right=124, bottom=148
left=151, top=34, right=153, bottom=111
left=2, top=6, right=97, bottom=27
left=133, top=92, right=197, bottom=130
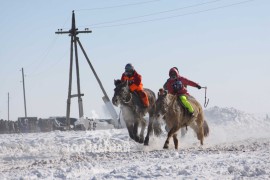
left=112, top=80, right=162, bottom=145
left=155, top=89, right=209, bottom=149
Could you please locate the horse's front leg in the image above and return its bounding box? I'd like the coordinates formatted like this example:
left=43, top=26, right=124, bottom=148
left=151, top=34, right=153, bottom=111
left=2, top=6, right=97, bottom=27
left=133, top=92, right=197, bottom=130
left=173, top=134, right=178, bottom=149
left=153, top=118, right=162, bottom=136
left=144, top=116, right=154, bottom=145
left=126, top=122, right=135, bottom=140
left=138, top=118, right=147, bottom=144
left=132, top=121, right=140, bottom=143
left=164, top=127, right=178, bottom=149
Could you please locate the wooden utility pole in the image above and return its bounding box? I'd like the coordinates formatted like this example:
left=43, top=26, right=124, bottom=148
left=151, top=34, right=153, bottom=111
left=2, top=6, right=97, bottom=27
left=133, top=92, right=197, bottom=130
left=21, top=68, right=27, bottom=117
left=8, top=92, right=9, bottom=121
left=55, top=11, right=91, bottom=129
left=55, top=11, right=118, bottom=129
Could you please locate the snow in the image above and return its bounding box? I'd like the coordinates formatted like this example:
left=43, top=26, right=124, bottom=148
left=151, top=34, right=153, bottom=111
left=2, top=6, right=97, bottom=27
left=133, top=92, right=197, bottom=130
left=1, top=107, right=270, bottom=179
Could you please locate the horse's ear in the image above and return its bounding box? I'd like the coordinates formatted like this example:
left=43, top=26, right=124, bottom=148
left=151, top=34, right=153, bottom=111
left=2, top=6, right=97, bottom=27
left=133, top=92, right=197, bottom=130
left=124, top=80, right=129, bottom=86
left=158, top=88, right=167, bottom=97
left=114, top=79, right=122, bottom=86
left=159, top=88, right=164, bottom=95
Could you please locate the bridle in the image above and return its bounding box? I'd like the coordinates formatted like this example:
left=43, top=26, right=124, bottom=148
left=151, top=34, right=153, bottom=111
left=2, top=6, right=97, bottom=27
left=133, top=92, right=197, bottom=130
left=156, top=92, right=169, bottom=117
left=122, top=92, right=132, bottom=104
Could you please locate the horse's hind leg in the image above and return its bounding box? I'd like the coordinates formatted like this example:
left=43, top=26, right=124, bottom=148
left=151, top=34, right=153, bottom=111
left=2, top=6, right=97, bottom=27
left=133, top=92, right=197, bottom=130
left=173, top=134, right=178, bottom=150
left=196, top=113, right=205, bottom=145
left=181, top=127, right=187, bottom=137
left=198, top=128, right=204, bottom=145
left=189, top=121, right=204, bottom=145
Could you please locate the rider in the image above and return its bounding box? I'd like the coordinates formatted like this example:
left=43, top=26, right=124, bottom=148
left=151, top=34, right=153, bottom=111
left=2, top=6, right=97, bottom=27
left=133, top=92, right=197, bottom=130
left=121, top=63, right=149, bottom=107
left=163, top=67, right=201, bottom=116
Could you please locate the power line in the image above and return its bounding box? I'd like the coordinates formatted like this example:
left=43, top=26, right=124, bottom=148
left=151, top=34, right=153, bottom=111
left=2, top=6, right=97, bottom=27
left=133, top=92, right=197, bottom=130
left=76, top=0, right=161, bottom=11
left=25, top=35, right=59, bottom=76
left=26, top=16, right=70, bottom=76
left=88, top=0, right=256, bottom=29
left=83, top=0, right=224, bottom=27
left=27, top=49, right=69, bottom=78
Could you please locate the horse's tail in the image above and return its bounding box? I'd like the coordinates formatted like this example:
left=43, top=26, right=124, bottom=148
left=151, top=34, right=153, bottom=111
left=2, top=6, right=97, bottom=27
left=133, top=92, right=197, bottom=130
left=203, top=120, right=210, bottom=137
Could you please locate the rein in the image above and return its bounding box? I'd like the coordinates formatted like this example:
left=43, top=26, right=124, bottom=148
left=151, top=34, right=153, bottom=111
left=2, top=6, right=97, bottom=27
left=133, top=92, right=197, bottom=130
left=168, top=95, right=177, bottom=109
left=163, top=94, right=177, bottom=115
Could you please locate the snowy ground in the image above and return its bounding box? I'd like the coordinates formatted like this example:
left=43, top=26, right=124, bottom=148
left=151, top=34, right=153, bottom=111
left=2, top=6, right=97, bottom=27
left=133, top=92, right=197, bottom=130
left=1, top=108, right=270, bottom=179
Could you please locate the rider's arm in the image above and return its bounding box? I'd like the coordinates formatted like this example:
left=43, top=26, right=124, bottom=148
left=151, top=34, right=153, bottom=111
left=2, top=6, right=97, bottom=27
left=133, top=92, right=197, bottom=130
left=180, top=76, right=199, bottom=88
left=133, top=72, right=142, bottom=86
left=120, top=73, right=126, bottom=81
left=163, top=80, right=168, bottom=90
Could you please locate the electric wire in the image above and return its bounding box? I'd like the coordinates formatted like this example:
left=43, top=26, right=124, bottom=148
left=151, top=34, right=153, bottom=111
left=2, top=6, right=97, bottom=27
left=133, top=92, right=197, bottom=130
left=24, top=0, right=257, bottom=77
left=76, top=0, right=161, bottom=11
left=82, top=0, right=224, bottom=27
left=87, top=0, right=256, bottom=29
left=26, top=16, right=70, bottom=77
left=26, top=35, right=59, bottom=76
left=27, top=49, right=69, bottom=78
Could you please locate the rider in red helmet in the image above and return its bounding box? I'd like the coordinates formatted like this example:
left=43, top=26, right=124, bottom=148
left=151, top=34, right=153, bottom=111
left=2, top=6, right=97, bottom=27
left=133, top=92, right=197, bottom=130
left=163, top=67, right=201, bottom=116
left=121, top=63, right=149, bottom=107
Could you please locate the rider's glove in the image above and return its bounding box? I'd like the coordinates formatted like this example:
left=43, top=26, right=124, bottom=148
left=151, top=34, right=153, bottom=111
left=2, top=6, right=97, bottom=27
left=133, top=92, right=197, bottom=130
left=128, top=80, right=134, bottom=85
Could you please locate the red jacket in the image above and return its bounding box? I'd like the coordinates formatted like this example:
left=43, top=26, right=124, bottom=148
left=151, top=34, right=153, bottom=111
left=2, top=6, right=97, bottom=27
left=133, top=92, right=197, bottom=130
left=121, top=70, right=143, bottom=91
left=163, top=68, right=199, bottom=95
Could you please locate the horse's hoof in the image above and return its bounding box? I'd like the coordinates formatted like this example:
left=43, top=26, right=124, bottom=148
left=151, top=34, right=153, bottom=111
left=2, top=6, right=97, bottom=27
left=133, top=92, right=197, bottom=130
left=134, top=136, right=140, bottom=142
left=154, top=129, right=162, bottom=137
left=139, top=137, right=144, bottom=144
left=130, top=136, right=135, bottom=141
left=163, top=144, right=169, bottom=149
left=144, top=137, right=149, bottom=145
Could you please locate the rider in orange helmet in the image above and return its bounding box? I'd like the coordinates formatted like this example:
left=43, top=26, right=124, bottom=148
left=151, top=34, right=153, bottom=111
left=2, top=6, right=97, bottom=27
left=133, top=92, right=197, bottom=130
left=121, top=63, right=149, bottom=107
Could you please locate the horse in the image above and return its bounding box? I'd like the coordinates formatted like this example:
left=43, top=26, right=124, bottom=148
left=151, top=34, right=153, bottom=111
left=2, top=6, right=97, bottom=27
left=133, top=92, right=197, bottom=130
left=154, top=89, right=209, bottom=149
left=112, top=80, right=162, bottom=145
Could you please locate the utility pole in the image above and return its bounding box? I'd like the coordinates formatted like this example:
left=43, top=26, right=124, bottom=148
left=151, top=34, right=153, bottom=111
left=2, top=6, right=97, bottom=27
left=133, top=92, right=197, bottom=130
left=8, top=92, right=9, bottom=121
left=56, top=11, right=91, bottom=129
left=55, top=11, right=118, bottom=129
left=21, top=68, right=27, bottom=117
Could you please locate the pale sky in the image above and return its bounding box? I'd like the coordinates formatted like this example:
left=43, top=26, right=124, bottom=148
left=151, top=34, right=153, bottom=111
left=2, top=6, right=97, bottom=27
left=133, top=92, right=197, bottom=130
left=0, top=0, right=269, bottom=120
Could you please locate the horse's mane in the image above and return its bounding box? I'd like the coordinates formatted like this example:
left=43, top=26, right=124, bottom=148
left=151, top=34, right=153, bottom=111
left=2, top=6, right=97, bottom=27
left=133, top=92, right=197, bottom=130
left=166, top=94, right=177, bottom=102
left=166, top=94, right=177, bottom=108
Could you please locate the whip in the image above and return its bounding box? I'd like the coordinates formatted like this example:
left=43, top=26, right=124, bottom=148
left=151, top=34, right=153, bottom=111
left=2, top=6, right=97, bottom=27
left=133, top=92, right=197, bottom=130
left=201, top=86, right=209, bottom=108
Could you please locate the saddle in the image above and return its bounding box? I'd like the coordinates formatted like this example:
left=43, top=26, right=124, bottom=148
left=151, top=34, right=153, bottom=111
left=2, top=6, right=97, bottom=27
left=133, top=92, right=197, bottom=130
left=132, top=91, right=146, bottom=107
left=132, top=91, right=148, bottom=116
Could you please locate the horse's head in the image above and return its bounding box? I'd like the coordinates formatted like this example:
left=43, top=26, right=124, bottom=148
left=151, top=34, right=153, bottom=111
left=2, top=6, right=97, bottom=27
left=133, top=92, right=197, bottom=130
left=155, top=88, right=169, bottom=118
left=112, top=79, right=132, bottom=107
